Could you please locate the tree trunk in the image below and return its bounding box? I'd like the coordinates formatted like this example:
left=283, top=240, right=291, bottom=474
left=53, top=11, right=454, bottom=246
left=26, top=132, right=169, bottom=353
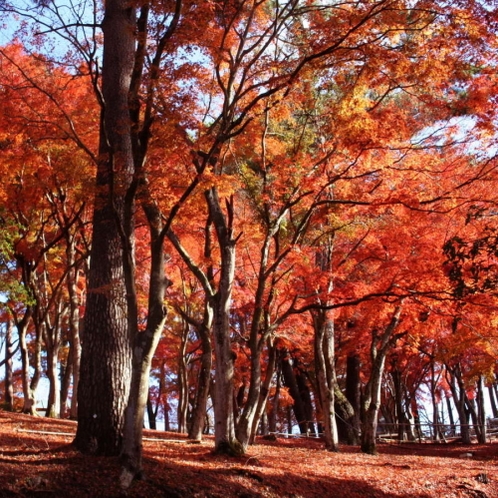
left=60, top=354, right=73, bottom=418
left=343, top=353, right=361, bottom=442
left=67, top=241, right=82, bottom=420
left=120, top=209, right=169, bottom=485
left=476, top=376, right=487, bottom=444
left=392, top=369, right=414, bottom=442
left=4, top=318, right=15, bottom=411
left=235, top=333, right=265, bottom=449
left=446, top=394, right=456, bottom=436
left=74, top=0, right=136, bottom=456
left=146, top=394, right=156, bottom=430
left=334, top=385, right=359, bottom=445
left=488, top=383, right=498, bottom=418
left=177, top=318, right=190, bottom=434
left=249, top=341, right=277, bottom=444
left=204, top=188, right=241, bottom=455
left=361, top=304, right=403, bottom=455
left=235, top=213, right=283, bottom=449
left=268, top=359, right=282, bottom=434
left=45, top=331, right=61, bottom=419
left=17, top=309, right=38, bottom=415
left=313, top=309, right=338, bottom=451
left=188, top=311, right=213, bottom=441
left=446, top=366, right=471, bottom=444
left=281, top=355, right=310, bottom=434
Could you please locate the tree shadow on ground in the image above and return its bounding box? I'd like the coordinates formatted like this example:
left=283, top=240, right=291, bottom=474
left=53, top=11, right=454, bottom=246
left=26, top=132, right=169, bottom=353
left=0, top=443, right=438, bottom=498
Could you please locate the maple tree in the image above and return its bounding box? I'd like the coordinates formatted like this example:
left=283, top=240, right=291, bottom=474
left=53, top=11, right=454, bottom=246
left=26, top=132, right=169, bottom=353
left=1, top=0, right=498, bottom=492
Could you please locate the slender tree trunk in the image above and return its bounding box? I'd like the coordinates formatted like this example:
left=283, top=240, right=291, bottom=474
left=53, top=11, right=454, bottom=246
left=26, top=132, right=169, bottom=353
left=4, top=318, right=15, bottom=411
left=60, top=355, right=73, bottom=418
left=476, top=376, right=486, bottom=444
left=45, top=332, right=61, bottom=419
left=361, top=305, right=403, bottom=455
left=249, top=341, right=277, bottom=444
left=429, top=361, right=444, bottom=441
left=235, top=214, right=283, bottom=449
left=146, top=394, right=156, bottom=430
left=465, top=395, right=481, bottom=441
left=188, top=312, right=213, bottom=441
left=67, top=243, right=82, bottom=420
left=313, top=309, right=339, bottom=451
left=74, top=0, right=136, bottom=456
left=235, top=335, right=265, bottom=449
left=447, top=366, right=471, bottom=444
left=446, top=395, right=455, bottom=436
left=120, top=211, right=169, bottom=485
left=268, top=360, right=282, bottom=434
left=488, top=383, right=498, bottom=418
left=18, top=309, right=38, bottom=415
left=177, top=318, right=189, bottom=434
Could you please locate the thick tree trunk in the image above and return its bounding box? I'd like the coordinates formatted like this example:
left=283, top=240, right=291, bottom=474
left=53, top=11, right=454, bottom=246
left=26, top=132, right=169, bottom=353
left=343, top=353, right=361, bottom=441
left=74, top=0, right=136, bottom=456
left=211, top=296, right=237, bottom=452
left=204, top=188, right=241, bottom=455
left=335, top=385, right=359, bottom=445
left=281, top=355, right=309, bottom=434
left=392, top=369, right=415, bottom=442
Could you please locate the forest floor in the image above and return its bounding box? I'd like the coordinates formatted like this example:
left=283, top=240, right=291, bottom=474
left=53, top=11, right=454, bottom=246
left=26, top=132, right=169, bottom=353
left=0, top=411, right=497, bottom=498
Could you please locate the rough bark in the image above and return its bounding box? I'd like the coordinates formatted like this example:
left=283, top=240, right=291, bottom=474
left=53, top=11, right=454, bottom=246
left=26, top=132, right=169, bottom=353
left=205, top=189, right=241, bottom=455
left=74, top=0, right=136, bottom=456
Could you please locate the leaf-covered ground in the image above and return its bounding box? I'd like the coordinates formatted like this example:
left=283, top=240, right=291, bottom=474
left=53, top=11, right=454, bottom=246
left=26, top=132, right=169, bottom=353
left=0, top=411, right=497, bottom=497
